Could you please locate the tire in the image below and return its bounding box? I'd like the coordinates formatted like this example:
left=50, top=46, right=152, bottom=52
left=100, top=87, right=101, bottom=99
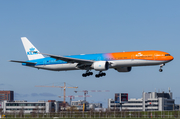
left=82, top=74, right=87, bottom=77
left=95, top=74, right=99, bottom=78
left=159, top=69, right=163, bottom=72
left=90, top=72, right=93, bottom=75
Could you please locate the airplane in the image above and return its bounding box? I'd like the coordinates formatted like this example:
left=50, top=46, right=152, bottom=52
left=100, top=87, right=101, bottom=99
left=10, top=37, right=174, bottom=78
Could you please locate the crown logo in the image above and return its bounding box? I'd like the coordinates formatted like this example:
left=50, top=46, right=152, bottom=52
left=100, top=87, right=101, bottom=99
left=27, top=47, right=38, bottom=55
left=29, top=47, right=35, bottom=51
left=136, top=53, right=143, bottom=57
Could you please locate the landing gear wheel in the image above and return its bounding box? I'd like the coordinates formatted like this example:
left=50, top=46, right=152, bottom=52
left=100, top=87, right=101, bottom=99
left=82, top=73, right=87, bottom=77
left=102, top=73, right=106, bottom=76
left=82, top=71, right=93, bottom=77
left=95, top=74, right=99, bottom=78
left=159, top=69, right=163, bottom=72
left=95, top=72, right=106, bottom=78
left=86, top=73, right=90, bottom=76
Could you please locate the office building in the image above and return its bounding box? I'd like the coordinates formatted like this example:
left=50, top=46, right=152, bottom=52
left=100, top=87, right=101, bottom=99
left=108, top=89, right=175, bottom=111
left=0, top=91, right=14, bottom=101
left=71, top=100, right=90, bottom=111
left=0, top=100, right=60, bottom=113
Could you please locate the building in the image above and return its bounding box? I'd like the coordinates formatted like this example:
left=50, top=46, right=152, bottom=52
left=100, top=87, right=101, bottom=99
left=122, top=98, right=143, bottom=111
left=0, top=100, right=60, bottom=113
left=0, top=99, right=93, bottom=113
left=71, top=100, right=90, bottom=111
left=141, top=91, right=174, bottom=111
left=108, top=93, right=128, bottom=111
left=89, top=103, right=102, bottom=110
left=108, top=89, right=175, bottom=111
left=0, top=91, right=14, bottom=102
left=92, top=103, right=102, bottom=108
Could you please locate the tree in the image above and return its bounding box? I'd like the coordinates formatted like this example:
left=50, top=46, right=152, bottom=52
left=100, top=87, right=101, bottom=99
left=174, top=111, right=178, bottom=118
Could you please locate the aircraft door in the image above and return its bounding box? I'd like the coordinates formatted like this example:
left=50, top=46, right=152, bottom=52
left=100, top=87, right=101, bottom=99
left=131, top=55, right=134, bottom=61
left=43, top=60, right=46, bottom=66
left=154, top=54, right=157, bottom=60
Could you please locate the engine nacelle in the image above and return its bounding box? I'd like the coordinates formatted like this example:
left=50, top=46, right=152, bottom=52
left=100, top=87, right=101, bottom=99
left=93, top=61, right=109, bottom=71
left=115, top=67, right=132, bottom=72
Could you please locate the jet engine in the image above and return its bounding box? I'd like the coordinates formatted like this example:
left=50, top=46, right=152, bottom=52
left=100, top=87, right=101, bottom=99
left=114, top=67, right=132, bottom=72
left=93, top=61, right=109, bottom=71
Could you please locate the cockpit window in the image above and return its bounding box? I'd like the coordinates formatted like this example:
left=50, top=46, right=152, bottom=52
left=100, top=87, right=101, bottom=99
left=165, top=54, right=171, bottom=56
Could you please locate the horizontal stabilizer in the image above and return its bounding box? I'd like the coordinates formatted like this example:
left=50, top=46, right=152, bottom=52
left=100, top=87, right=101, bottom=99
left=9, top=60, right=37, bottom=64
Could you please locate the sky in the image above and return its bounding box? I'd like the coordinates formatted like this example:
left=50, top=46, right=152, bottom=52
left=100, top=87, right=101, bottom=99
left=0, top=1, right=180, bottom=108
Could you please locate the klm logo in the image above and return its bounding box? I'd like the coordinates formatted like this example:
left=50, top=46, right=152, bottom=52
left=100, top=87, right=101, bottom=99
left=27, top=47, right=38, bottom=55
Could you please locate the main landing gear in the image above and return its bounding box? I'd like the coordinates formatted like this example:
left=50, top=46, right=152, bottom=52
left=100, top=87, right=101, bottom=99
left=82, top=71, right=106, bottom=78
left=82, top=71, right=93, bottom=77
left=95, top=71, right=106, bottom=78
left=159, top=64, right=165, bottom=72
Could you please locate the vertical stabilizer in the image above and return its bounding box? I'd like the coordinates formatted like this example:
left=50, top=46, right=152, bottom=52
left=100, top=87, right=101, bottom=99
left=21, top=37, right=44, bottom=60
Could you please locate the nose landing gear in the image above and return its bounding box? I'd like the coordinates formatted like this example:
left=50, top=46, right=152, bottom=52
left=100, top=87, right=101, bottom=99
left=95, top=71, right=106, bottom=78
left=159, top=64, right=165, bottom=72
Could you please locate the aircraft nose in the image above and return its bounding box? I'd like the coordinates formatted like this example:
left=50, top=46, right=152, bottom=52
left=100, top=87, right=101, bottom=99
left=170, top=56, right=174, bottom=61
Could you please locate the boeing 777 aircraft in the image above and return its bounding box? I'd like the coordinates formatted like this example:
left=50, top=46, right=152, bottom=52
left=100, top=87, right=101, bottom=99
left=10, top=37, right=174, bottom=78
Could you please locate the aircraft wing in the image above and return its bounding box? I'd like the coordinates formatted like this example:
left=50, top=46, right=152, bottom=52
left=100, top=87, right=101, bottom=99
left=9, top=60, right=37, bottom=64
left=40, top=53, right=94, bottom=64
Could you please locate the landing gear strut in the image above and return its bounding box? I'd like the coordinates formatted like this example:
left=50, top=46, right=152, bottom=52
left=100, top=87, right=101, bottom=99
left=82, top=71, right=93, bottom=77
left=159, top=64, right=165, bottom=72
left=95, top=71, right=106, bottom=78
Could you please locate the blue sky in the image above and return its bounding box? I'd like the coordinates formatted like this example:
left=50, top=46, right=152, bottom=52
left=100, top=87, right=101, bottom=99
left=0, top=1, right=180, bottom=107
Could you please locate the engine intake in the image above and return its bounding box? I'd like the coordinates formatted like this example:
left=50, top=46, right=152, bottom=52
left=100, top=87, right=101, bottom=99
left=93, top=61, right=109, bottom=71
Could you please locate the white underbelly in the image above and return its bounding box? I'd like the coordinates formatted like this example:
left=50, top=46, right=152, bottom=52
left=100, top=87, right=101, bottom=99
left=35, top=63, right=79, bottom=71
left=109, top=59, right=167, bottom=67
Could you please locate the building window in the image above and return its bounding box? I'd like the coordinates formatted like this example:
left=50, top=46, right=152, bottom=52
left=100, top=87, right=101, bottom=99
left=128, top=101, right=142, bottom=103
left=111, top=105, right=120, bottom=107
left=122, top=105, right=142, bottom=107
